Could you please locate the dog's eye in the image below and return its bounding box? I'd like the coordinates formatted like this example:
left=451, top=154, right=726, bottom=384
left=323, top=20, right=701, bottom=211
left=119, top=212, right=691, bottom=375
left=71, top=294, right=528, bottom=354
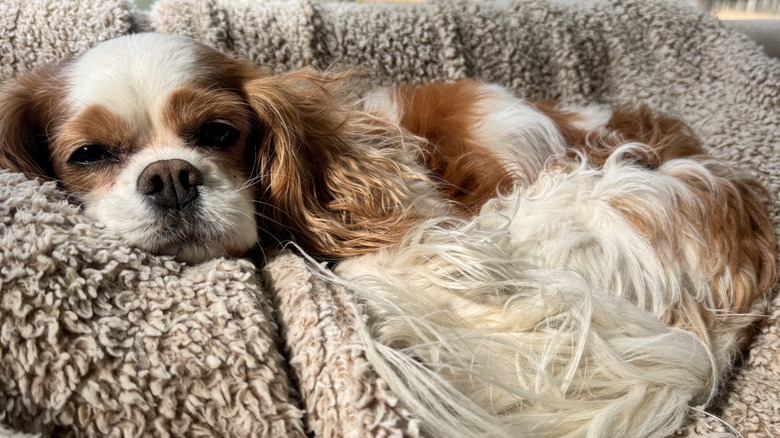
left=196, top=122, right=240, bottom=147
left=68, top=144, right=113, bottom=164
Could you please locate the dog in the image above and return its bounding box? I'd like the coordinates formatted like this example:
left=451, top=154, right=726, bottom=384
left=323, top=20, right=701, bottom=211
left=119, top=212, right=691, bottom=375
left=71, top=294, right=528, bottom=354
left=0, top=33, right=776, bottom=437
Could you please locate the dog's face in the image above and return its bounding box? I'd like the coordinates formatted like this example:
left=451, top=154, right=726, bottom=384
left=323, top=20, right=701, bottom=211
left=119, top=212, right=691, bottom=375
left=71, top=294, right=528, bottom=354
left=0, top=34, right=260, bottom=261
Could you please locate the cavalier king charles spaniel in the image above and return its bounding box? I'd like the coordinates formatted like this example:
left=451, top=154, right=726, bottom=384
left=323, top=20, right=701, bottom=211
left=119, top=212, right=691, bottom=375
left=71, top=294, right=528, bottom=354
left=0, top=33, right=776, bottom=437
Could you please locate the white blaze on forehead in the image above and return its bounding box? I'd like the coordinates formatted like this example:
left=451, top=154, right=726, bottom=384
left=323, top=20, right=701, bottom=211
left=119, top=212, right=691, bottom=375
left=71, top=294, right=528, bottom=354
left=65, top=33, right=200, bottom=128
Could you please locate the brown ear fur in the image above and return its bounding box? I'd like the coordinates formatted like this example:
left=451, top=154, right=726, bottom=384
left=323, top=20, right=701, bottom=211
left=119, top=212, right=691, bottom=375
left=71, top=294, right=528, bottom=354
left=243, top=70, right=435, bottom=259
left=0, top=67, right=64, bottom=179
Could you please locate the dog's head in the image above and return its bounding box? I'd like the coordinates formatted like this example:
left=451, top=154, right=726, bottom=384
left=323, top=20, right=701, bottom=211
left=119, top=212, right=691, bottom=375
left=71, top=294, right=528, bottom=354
left=0, top=33, right=428, bottom=262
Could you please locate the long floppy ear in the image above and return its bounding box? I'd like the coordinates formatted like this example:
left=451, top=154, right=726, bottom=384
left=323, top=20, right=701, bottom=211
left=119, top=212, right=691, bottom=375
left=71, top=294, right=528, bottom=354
left=0, top=67, right=63, bottom=179
left=243, top=70, right=436, bottom=259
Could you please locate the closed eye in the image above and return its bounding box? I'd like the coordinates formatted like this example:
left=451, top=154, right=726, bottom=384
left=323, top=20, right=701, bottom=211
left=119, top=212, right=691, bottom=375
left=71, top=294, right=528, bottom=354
left=68, top=144, right=115, bottom=165
left=195, top=122, right=240, bottom=148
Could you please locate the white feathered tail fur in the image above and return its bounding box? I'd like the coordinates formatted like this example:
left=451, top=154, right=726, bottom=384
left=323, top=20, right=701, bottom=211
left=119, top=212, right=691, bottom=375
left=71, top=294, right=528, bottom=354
left=334, top=144, right=773, bottom=438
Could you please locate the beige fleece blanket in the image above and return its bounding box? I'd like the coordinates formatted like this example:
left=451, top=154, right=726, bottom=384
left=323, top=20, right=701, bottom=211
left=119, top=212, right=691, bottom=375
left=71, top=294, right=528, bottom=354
left=1, top=0, right=778, bottom=436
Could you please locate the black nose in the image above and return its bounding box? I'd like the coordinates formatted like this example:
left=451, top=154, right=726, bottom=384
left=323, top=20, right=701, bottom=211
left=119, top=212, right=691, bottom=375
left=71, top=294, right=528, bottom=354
left=137, top=159, right=204, bottom=209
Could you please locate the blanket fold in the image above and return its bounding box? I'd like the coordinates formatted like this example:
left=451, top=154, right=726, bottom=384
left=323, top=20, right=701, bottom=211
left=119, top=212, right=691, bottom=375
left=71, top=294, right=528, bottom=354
left=263, top=253, right=419, bottom=438
left=0, top=0, right=134, bottom=81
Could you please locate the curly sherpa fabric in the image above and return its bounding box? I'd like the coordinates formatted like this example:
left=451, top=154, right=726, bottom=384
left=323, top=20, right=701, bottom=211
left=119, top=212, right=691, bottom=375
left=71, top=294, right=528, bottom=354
left=0, top=170, right=305, bottom=437
left=263, top=254, right=420, bottom=438
left=0, top=0, right=134, bottom=81
left=1, top=0, right=779, bottom=437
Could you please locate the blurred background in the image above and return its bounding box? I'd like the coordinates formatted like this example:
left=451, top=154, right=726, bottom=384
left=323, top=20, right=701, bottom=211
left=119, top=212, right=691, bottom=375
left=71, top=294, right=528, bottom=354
left=702, top=0, right=780, bottom=18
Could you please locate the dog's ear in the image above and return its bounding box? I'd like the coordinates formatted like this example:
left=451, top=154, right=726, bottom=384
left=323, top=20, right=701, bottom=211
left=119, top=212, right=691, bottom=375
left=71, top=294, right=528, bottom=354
left=243, top=70, right=432, bottom=258
left=0, top=68, right=62, bottom=179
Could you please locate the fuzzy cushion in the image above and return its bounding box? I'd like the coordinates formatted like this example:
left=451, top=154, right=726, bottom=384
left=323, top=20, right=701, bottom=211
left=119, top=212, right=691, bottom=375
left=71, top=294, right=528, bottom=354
left=1, top=0, right=779, bottom=436
left=0, top=171, right=305, bottom=437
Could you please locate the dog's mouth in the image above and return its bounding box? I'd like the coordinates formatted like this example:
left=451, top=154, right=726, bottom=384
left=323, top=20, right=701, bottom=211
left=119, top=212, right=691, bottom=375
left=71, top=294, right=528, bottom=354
left=140, top=231, right=245, bottom=264
left=136, top=207, right=253, bottom=263
left=153, top=240, right=234, bottom=264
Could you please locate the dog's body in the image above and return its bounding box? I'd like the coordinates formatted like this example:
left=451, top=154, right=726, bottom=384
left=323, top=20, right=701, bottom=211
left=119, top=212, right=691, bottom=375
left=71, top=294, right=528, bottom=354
left=0, top=33, right=775, bottom=437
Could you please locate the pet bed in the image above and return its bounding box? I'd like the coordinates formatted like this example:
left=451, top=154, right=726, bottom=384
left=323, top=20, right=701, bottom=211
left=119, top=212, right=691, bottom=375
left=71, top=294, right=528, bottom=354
left=1, top=0, right=778, bottom=436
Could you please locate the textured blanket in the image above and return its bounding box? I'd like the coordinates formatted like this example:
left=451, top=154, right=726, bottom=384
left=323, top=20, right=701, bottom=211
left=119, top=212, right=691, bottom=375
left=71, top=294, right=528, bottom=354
left=1, top=0, right=778, bottom=436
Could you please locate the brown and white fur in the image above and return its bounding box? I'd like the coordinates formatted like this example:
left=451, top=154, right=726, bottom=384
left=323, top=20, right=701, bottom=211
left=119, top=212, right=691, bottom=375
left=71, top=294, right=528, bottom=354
left=0, top=33, right=775, bottom=437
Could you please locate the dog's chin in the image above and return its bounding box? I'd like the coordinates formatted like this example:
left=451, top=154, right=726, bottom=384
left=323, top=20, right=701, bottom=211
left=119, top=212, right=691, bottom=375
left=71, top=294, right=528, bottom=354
left=88, top=207, right=259, bottom=264
left=140, top=231, right=255, bottom=264
left=84, top=191, right=260, bottom=265
left=154, top=242, right=235, bottom=264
